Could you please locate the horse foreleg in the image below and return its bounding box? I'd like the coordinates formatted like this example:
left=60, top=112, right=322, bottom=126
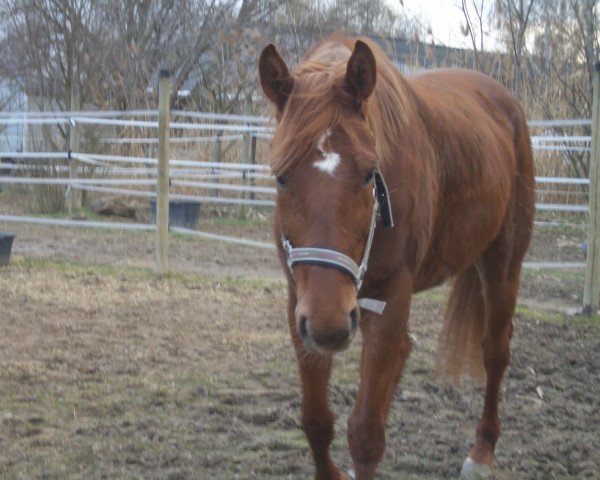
left=298, top=354, right=351, bottom=480
left=287, top=291, right=349, bottom=480
left=348, top=273, right=413, bottom=480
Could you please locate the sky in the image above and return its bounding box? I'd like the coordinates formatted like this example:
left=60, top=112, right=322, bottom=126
left=400, top=0, right=470, bottom=48
left=397, top=0, right=501, bottom=50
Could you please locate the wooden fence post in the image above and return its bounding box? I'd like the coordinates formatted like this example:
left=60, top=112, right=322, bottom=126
left=237, top=97, right=251, bottom=219
left=238, top=130, right=250, bottom=219
left=583, top=62, right=600, bottom=314
left=249, top=132, right=257, bottom=201
left=155, top=69, right=170, bottom=274
left=67, top=84, right=80, bottom=213
left=211, top=130, right=222, bottom=197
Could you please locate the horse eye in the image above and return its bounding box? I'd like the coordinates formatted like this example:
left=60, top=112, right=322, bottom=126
left=363, top=169, right=375, bottom=185
left=276, top=175, right=286, bottom=187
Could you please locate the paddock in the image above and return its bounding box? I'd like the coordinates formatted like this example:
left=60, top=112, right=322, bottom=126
left=0, top=224, right=598, bottom=479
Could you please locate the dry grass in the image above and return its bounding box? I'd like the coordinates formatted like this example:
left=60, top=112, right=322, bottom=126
left=0, top=260, right=297, bottom=479
left=1, top=257, right=600, bottom=479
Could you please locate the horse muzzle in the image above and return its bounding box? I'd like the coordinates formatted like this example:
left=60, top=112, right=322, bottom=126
left=296, top=303, right=359, bottom=354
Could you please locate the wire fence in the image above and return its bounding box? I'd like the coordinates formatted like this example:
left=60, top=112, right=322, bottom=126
left=0, top=110, right=594, bottom=263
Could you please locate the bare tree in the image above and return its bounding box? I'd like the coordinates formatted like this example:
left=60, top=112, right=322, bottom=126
left=0, top=0, right=251, bottom=112
left=570, top=0, right=600, bottom=103
left=322, top=0, right=398, bottom=36
left=0, top=1, right=101, bottom=144
left=495, top=0, right=536, bottom=100
left=461, top=0, right=490, bottom=70
left=92, top=0, right=233, bottom=110
left=527, top=0, right=599, bottom=178
left=191, top=1, right=281, bottom=113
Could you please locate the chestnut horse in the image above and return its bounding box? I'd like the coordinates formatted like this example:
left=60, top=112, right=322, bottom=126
left=259, top=37, right=534, bottom=480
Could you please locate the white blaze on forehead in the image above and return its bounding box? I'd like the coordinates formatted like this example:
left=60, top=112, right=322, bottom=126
left=313, top=129, right=340, bottom=176
left=313, top=152, right=341, bottom=175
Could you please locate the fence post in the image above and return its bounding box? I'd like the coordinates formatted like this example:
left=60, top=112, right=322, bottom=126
left=155, top=69, right=171, bottom=274
left=67, top=84, right=80, bottom=213
left=211, top=130, right=222, bottom=197
left=238, top=131, right=250, bottom=218
left=238, top=97, right=251, bottom=219
left=583, top=62, right=600, bottom=314
left=249, top=132, right=257, bottom=201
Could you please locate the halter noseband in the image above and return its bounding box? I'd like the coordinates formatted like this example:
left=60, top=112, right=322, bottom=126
left=281, top=170, right=394, bottom=315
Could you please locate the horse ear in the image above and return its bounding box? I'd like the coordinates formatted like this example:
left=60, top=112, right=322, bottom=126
left=259, top=44, right=293, bottom=112
left=344, top=40, right=376, bottom=109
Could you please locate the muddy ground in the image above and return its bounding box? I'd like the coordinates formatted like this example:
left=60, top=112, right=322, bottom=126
left=1, top=213, right=599, bottom=479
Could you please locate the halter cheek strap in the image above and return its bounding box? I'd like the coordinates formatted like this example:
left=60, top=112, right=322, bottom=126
left=281, top=169, right=393, bottom=315
left=374, top=170, right=394, bottom=228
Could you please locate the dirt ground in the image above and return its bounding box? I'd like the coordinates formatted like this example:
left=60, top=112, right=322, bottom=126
left=1, top=213, right=599, bottom=479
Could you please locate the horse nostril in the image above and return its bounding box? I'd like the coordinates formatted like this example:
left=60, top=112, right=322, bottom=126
left=349, top=307, right=359, bottom=332
left=297, top=310, right=357, bottom=353
left=299, top=315, right=309, bottom=339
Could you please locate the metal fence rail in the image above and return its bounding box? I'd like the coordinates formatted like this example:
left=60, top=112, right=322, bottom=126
left=0, top=110, right=594, bottom=272
left=0, top=113, right=593, bottom=214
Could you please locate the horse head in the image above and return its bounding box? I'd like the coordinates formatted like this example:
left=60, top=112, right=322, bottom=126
left=260, top=41, right=384, bottom=355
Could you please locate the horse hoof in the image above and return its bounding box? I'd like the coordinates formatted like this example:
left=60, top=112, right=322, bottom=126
left=460, top=457, right=493, bottom=480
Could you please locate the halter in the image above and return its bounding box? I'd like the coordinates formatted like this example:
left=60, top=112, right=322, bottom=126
left=281, top=170, right=394, bottom=315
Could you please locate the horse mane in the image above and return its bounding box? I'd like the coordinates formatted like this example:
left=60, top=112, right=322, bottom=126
left=268, top=60, right=346, bottom=174
left=268, top=37, right=415, bottom=175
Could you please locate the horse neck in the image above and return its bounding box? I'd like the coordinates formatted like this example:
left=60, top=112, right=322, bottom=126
left=368, top=69, right=427, bottom=167
left=369, top=71, right=438, bottom=266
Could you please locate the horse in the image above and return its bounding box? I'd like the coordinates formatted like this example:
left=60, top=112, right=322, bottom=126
left=258, top=36, right=535, bottom=480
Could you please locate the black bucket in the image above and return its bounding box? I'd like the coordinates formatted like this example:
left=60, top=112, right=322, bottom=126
left=0, top=232, right=16, bottom=266
left=150, top=200, right=202, bottom=229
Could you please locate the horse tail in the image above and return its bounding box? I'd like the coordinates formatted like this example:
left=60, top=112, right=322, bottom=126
left=438, top=265, right=486, bottom=382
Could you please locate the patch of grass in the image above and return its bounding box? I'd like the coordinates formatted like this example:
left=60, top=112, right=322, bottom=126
left=413, top=281, right=595, bottom=327
left=208, top=214, right=272, bottom=227
left=169, top=229, right=275, bottom=251
left=35, top=206, right=104, bottom=221
left=515, top=297, right=600, bottom=326
left=9, top=256, right=286, bottom=291
left=515, top=304, right=566, bottom=324
left=566, top=312, right=600, bottom=326
left=413, top=287, right=447, bottom=305
left=11, top=256, right=151, bottom=279
left=160, top=270, right=285, bottom=291
left=521, top=268, right=584, bottom=282
left=533, top=222, right=588, bottom=235
left=11, top=255, right=589, bottom=333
